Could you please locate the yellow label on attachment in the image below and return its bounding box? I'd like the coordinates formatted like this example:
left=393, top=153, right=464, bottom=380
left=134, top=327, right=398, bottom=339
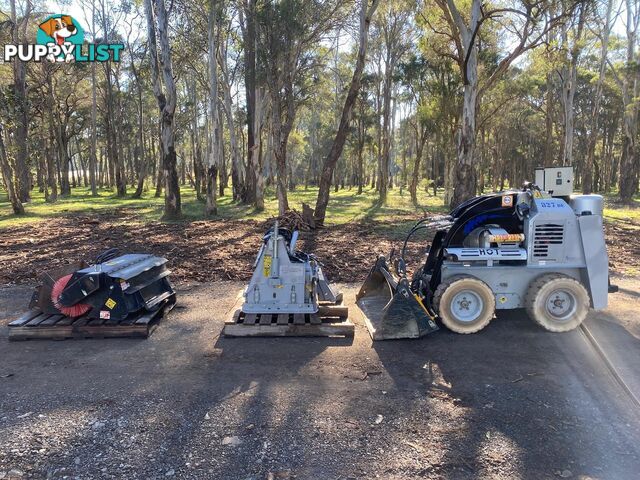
left=105, top=298, right=117, bottom=309
left=263, top=255, right=272, bottom=277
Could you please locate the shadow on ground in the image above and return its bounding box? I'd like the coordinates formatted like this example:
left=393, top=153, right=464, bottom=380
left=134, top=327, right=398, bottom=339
left=0, top=280, right=639, bottom=479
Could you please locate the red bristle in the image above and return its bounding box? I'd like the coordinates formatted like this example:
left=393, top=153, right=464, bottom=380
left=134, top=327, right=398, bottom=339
left=51, top=274, right=91, bottom=317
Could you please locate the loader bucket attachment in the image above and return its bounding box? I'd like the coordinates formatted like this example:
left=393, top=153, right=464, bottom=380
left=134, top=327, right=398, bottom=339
left=356, top=256, right=438, bottom=340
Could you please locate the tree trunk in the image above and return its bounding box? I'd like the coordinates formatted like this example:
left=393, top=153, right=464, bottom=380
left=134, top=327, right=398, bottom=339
left=205, top=0, right=220, bottom=216
left=145, top=0, right=181, bottom=218
left=380, top=50, right=394, bottom=203
left=314, top=0, right=379, bottom=224
left=131, top=51, right=146, bottom=198
left=560, top=3, right=586, bottom=168
left=450, top=0, right=481, bottom=208
left=89, top=0, right=98, bottom=196
left=0, top=123, right=24, bottom=214
left=451, top=65, right=478, bottom=207
left=254, top=88, right=265, bottom=210
left=618, top=0, right=639, bottom=202
left=583, top=0, right=612, bottom=194
left=46, top=121, right=58, bottom=202
left=271, top=96, right=290, bottom=216
left=53, top=122, right=72, bottom=196
left=187, top=77, right=203, bottom=201
left=10, top=0, right=31, bottom=202
left=240, top=0, right=257, bottom=205
left=220, top=33, right=243, bottom=201
left=409, top=128, right=427, bottom=204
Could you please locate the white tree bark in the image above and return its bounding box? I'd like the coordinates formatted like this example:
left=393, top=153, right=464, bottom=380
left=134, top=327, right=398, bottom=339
left=89, top=0, right=98, bottom=196
left=219, top=40, right=243, bottom=200
left=144, top=0, right=181, bottom=218
left=560, top=3, right=586, bottom=167
left=583, top=0, right=613, bottom=193
left=206, top=0, right=221, bottom=216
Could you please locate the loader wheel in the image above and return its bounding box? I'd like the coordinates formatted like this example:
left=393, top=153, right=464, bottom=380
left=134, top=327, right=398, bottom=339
left=525, top=274, right=589, bottom=332
left=433, top=276, right=495, bottom=334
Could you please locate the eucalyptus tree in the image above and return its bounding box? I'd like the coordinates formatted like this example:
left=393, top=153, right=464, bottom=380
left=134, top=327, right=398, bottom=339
left=144, top=0, right=182, bottom=219
left=373, top=0, right=413, bottom=203
left=0, top=122, right=24, bottom=214
left=257, top=0, right=348, bottom=215
left=314, top=0, right=380, bottom=224
left=206, top=0, right=221, bottom=216
left=583, top=0, right=614, bottom=193
left=9, top=0, right=32, bottom=202
left=238, top=0, right=273, bottom=208
left=424, top=0, right=578, bottom=207
left=95, top=0, right=128, bottom=196
left=613, top=0, right=640, bottom=201
left=559, top=2, right=588, bottom=167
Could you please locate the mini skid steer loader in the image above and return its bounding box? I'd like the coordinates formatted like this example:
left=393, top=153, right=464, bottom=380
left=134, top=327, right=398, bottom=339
left=357, top=167, right=616, bottom=340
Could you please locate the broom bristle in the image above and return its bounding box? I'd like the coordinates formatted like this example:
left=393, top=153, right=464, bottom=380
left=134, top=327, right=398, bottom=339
left=51, top=274, right=91, bottom=317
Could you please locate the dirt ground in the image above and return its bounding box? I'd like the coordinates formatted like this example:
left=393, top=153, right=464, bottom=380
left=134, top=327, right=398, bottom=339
left=1, top=211, right=640, bottom=286
left=0, top=275, right=639, bottom=480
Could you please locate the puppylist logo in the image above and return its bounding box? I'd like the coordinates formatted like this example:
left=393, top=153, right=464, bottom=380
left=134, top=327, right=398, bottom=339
left=3, top=14, right=123, bottom=63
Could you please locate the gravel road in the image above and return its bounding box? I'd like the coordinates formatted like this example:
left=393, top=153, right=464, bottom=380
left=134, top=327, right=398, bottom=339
left=1, top=277, right=639, bottom=480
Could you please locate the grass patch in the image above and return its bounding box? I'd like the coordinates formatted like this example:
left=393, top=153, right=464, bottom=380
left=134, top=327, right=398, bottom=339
left=4, top=184, right=638, bottom=231
left=0, top=183, right=448, bottom=230
left=603, top=195, right=640, bottom=224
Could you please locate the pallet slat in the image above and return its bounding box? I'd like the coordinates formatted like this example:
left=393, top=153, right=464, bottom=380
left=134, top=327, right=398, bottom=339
left=8, top=310, right=41, bottom=327
left=26, top=313, right=51, bottom=326
left=39, top=314, right=65, bottom=326
left=7, top=299, right=175, bottom=342
left=224, top=299, right=353, bottom=338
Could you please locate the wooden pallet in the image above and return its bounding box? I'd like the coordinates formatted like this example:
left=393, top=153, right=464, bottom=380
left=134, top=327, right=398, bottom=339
left=223, top=303, right=354, bottom=337
left=7, top=297, right=176, bottom=341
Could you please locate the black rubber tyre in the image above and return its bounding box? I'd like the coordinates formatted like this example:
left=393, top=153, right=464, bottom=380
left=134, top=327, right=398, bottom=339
left=433, top=275, right=496, bottom=334
left=525, top=273, right=589, bottom=332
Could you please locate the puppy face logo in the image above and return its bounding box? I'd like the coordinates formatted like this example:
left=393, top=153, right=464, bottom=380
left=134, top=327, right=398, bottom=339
left=39, top=15, right=78, bottom=46
left=36, top=14, right=84, bottom=62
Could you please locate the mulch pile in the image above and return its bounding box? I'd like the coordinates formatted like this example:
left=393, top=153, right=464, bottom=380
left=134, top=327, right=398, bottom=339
left=1, top=211, right=638, bottom=286
left=0, top=212, right=397, bottom=286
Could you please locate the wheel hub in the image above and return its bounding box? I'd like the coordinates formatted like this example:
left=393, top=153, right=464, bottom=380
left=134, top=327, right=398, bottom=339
left=545, top=289, right=577, bottom=321
left=451, top=290, right=483, bottom=323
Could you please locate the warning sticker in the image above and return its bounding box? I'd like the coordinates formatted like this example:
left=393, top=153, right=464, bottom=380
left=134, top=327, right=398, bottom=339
left=105, top=298, right=117, bottom=309
left=100, top=311, right=111, bottom=320
left=501, top=195, right=513, bottom=207
left=280, top=264, right=304, bottom=280
left=263, top=255, right=272, bottom=277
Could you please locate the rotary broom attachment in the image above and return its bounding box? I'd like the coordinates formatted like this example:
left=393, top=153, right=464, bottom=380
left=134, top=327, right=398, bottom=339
left=29, top=249, right=176, bottom=323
